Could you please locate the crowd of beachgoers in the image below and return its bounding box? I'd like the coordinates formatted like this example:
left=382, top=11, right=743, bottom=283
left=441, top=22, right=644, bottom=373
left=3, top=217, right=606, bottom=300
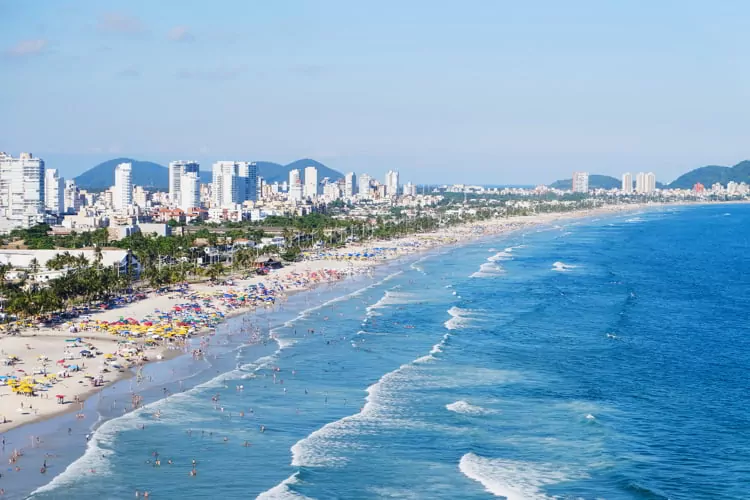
left=0, top=204, right=640, bottom=434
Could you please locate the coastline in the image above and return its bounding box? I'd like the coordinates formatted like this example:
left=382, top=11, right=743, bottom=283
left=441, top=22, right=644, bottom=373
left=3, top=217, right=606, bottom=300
left=0, top=202, right=651, bottom=435
left=0, top=202, right=657, bottom=499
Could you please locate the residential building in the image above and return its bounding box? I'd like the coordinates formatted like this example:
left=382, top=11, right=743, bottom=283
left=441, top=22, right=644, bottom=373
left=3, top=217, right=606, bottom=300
left=572, top=171, right=589, bottom=193
left=385, top=170, right=400, bottom=196
left=180, top=172, right=200, bottom=210
left=0, top=151, right=46, bottom=230
left=621, top=172, right=633, bottom=193
left=358, top=174, right=372, bottom=199
left=63, top=179, right=80, bottom=214
left=168, top=160, right=199, bottom=205
left=44, top=168, right=65, bottom=215
left=113, top=162, right=133, bottom=210
left=212, top=161, right=257, bottom=207
left=304, top=166, right=318, bottom=198
left=403, top=181, right=417, bottom=197
left=133, top=186, right=149, bottom=207
left=344, top=172, right=357, bottom=197
left=635, top=172, right=656, bottom=194
left=288, top=169, right=303, bottom=202
left=237, top=161, right=258, bottom=203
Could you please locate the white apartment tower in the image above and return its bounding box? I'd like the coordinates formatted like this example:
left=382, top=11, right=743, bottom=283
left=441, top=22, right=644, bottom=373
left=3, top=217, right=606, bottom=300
left=212, top=161, right=258, bottom=207
left=572, top=171, right=589, bottom=193
left=385, top=170, right=400, bottom=197
left=114, top=162, right=133, bottom=210
left=304, top=166, right=318, bottom=199
left=622, top=173, right=633, bottom=194
left=63, top=179, right=80, bottom=214
left=344, top=172, right=357, bottom=197
left=645, top=172, right=656, bottom=193
left=44, top=168, right=65, bottom=215
left=358, top=174, right=372, bottom=199
left=169, top=161, right=199, bottom=205
left=0, top=152, right=46, bottom=229
left=635, top=172, right=652, bottom=194
left=180, top=172, right=200, bottom=210
left=289, top=169, right=303, bottom=202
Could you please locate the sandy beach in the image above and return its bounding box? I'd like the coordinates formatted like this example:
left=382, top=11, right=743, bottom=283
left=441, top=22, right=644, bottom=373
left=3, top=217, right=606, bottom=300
left=0, top=203, right=644, bottom=434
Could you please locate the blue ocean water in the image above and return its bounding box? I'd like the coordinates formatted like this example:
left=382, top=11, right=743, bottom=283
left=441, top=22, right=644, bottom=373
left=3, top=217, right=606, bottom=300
left=24, top=204, right=750, bottom=499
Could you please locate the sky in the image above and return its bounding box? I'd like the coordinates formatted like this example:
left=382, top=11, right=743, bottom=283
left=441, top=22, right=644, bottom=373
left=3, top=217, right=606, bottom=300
left=2, top=0, right=750, bottom=184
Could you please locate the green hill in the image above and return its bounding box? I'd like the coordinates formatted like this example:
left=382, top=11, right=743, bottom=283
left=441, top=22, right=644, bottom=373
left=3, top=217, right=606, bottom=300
left=668, top=160, right=750, bottom=189
left=75, top=158, right=167, bottom=190
left=77, top=158, right=345, bottom=191
left=549, top=174, right=621, bottom=190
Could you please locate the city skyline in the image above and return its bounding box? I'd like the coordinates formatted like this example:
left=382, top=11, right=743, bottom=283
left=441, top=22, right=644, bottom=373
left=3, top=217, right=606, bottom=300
left=4, top=2, right=750, bottom=184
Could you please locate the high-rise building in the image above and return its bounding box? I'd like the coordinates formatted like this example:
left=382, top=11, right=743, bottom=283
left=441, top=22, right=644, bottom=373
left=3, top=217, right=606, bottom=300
left=0, top=151, right=46, bottom=229
left=288, top=169, right=303, bottom=202
left=44, top=168, right=65, bottom=215
left=572, top=171, right=589, bottom=193
left=180, top=172, right=200, bottom=210
left=304, top=166, right=318, bottom=198
left=169, top=161, right=199, bottom=205
left=237, top=162, right=258, bottom=203
left=644, top=172, right=656, bottom=194
left=64, top=179, right=80, bottom=214
left=635, top=172, right=655, bottom=194
left=212, top=161, right=257, bottom=207
left=114, top=162, right=133, bottom=210
left=358, top=174, right=372, bottom=198
left=133, top=186, right=149, bottom=207
left=402, top=182, right=417, bottom=197
left=621, top=173, right=633, bottom=194
left=344, top=172, right=357, bottom=197
left=385, top=170, right=400, bottom=197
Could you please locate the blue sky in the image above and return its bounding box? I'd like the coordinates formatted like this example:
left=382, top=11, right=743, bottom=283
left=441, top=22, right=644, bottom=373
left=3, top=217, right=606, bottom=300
left=2, top=1, right=750, bottom=184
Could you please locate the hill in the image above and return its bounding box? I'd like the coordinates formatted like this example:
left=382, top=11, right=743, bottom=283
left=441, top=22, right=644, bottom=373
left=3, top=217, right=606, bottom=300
left=75, top=158, right=167, bottom=190
left=668, top=160, right=750, bottom=189
left=549, top=174, right=621, bottom=190
left=77, top=158, right=345, bottom=191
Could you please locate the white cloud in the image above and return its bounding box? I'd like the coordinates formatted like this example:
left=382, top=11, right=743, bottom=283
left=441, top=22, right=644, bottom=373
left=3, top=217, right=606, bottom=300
left=168, top=26, right=195, bottom=42
left=6, top=39, right=47, bottom=57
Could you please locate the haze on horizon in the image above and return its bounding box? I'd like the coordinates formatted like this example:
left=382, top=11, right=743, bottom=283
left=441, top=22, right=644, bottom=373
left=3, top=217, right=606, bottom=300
left=2, top=1, right=750, bottom=185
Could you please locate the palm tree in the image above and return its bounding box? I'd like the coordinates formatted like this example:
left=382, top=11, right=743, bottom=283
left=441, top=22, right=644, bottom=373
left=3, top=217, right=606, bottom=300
left=29, top=258, right=40, bottom=278
left=206, top=263, right=226, bottom=282
left=0, top=264, right=12, bottom=289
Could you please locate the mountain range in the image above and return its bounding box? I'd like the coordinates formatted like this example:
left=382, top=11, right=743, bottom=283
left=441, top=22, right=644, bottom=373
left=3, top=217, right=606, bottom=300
left=74, top=158, right=345, bottom=191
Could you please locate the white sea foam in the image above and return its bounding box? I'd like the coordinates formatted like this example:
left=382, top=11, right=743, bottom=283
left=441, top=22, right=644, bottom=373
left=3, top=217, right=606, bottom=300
left=414, top=333, right=450, bottom=363
left=459, top=453, right=577, bottom=499
left=365, top=289, right=420, bottom=316
left=470, top=262, right=505, bottom=278
left=444, top=306, right=474, bottom=330
left=34, top=271, right=410, bottom=496
left=551, top=261, right=576, bottom=272
left=288, top=327, right=455, bottom=469
left=446, top=400, right=492, bottom=415
left=256, top=472, right=312, bottom=499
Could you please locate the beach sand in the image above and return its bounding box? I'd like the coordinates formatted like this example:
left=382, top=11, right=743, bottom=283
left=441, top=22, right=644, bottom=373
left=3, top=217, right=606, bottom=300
left=0, top=204, right=644, bottom=434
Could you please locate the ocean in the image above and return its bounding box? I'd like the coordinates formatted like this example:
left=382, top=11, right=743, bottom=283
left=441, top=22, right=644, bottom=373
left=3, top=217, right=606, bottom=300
left=16, top=203, right=750, bottom=499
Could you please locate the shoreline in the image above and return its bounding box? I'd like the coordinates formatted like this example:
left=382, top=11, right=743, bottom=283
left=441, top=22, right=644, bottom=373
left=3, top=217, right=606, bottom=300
left=4, top=201, right=668, bottom=499
left=0, top=202, right=650, bottom=436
